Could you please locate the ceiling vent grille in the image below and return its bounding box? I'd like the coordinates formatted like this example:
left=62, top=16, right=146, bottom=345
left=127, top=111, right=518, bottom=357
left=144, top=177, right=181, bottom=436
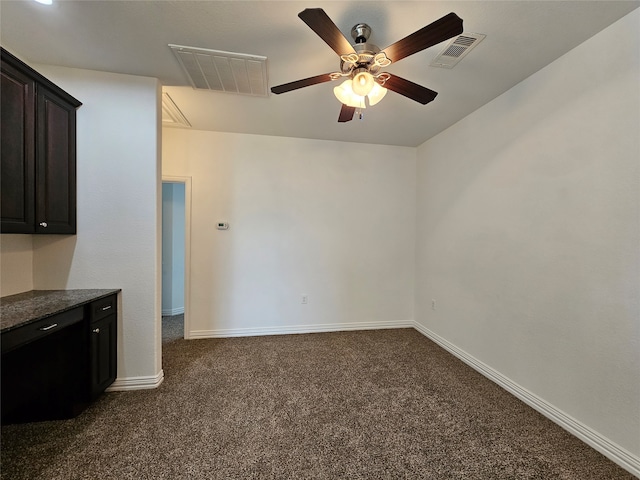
left=430, top=33, right=486, bottom=69
left=169, top=44, right=268, bottom=97
left=162, top=92, right=191, bottom=128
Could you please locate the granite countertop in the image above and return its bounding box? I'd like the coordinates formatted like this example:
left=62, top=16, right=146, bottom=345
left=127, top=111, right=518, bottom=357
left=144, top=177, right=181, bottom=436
left=0, top=289, right=121, bottom=333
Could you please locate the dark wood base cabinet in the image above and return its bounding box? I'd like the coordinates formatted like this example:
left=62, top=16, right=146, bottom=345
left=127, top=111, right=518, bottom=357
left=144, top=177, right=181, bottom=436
left=89, top=295, right=118, bottom=400
left=1, top=294, right=118, bottom=424
left=1, top=320, right=89, bottom=424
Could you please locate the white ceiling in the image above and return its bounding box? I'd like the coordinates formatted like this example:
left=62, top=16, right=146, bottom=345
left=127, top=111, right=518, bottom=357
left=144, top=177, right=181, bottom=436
left=1, top=1, right=638, bottom=147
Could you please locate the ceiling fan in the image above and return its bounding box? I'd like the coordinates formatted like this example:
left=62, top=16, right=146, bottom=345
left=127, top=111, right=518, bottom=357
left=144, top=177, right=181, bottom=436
left=270, top=8, right=463, bottom=122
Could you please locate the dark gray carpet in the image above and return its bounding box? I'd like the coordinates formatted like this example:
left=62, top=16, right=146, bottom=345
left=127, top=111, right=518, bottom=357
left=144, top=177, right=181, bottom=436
left=162, top=314, right=184, bottom=343
left=1, top=328, right=634, bottom=479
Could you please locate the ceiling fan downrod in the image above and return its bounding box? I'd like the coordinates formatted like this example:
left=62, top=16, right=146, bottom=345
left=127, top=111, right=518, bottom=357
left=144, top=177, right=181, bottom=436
left=351, top=23, right=371, bottom=44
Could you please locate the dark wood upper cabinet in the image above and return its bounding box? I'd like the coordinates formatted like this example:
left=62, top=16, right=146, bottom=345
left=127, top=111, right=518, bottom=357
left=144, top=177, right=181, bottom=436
left=1, top=48, right=81, bottom=234
left=1, top=55, right=36, bottom=233
left=36, top=86, right=78, bottom=234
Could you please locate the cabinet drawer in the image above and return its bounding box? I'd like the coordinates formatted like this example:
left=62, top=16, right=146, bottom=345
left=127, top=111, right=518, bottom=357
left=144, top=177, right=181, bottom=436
left=1, top=307, right=84, bottom=354
left=90, top=295, right=117, bottom=323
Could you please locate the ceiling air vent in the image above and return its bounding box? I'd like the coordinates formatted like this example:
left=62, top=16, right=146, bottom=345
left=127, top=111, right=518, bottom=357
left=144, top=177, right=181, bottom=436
left=430, top=33, right=486, bottom=69
left=169, top=44, right=268, bottom=97
left=162, top=92, right=191, bottom=128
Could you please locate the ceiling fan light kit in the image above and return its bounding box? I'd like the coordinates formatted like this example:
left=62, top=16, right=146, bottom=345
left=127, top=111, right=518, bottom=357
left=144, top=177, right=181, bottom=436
left=333, top=76, right=387, bottom=111
left=333, top=80, right=364, bottom=109
left=270, top=8, right=463, bottom=123
left=352, top=69, right=375, bottom=96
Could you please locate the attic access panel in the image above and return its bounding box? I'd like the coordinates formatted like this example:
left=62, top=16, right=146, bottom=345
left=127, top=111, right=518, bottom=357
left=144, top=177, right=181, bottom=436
left=161, top=92, right=191, bottom=128
left=169, top=44, right=268, bottom=97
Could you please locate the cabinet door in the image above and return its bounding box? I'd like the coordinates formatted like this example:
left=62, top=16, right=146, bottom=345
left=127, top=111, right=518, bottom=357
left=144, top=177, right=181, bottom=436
left=0, top=59, right=36, bottom=233
left=90, top=313, right=117, bottom=399
left=1, top=319, right=88, bottom=423
left=36, top=85, right=77, bottom=234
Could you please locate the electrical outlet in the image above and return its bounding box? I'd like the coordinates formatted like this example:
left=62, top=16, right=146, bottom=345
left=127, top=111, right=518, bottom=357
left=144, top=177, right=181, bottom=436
left=431, top=299, right=436, bottom=310
left=301, top=295, right=309, bottom=304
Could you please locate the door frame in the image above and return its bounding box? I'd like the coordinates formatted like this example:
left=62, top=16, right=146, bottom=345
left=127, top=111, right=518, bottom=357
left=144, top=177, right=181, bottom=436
left=161, top=176, right=192, bottom=340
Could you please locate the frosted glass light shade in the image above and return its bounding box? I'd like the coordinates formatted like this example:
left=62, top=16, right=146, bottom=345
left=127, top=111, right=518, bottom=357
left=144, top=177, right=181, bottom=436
left=333, top=80, right=366, bottom=109
left=352, top=71, right=375, bottom=96
left=367, top=83, right=387, bottom=106
left=333, top=80, right=353, bottom=104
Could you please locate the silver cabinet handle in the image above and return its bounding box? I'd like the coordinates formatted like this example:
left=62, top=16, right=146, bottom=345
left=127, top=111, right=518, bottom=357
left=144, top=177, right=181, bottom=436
left=39, top=323, right=58, bottom=331
left=39, top=222, right=48, bottom=227
left=93, top=328, right=100, bottom=334
left=101, top=305, right=112, bottom=311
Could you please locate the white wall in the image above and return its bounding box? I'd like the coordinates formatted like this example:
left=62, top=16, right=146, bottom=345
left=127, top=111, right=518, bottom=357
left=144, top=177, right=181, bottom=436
left=27, top=65, right=163, bottom=387
left=163, top=130, right=416, bottom=336
left=415, top=8, right=639, bottom=467
left=2, top=9, right=637, bottom=474
left=162, top=182, right=185, bottom=315
left=0, top=235, right=33, bottom=296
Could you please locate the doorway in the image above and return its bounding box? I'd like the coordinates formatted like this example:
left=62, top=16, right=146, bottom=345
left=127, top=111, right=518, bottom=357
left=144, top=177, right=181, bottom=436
left=161, top=177, right=191, bottom=343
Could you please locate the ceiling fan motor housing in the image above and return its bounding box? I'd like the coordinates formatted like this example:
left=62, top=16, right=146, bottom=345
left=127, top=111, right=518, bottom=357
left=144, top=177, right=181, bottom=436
left=338, top=39, right=384, bottom=78
left=354, top=42, right=380, bottom=57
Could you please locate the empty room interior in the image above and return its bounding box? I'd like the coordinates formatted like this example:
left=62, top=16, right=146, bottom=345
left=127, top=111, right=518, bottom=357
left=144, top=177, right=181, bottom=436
left=0, top=1, right=638, bottom=478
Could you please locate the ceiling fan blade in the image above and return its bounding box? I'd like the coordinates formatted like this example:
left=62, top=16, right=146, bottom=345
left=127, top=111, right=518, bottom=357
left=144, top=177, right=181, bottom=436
left=384, top=74, right=438, bottom=105
left=338, top=104, right=356, bottom=122
left=298, top=8, right=356, bottom=56
left=271, top=73, right=334, bottom=94
left=381, top=12, right=463, bottom=63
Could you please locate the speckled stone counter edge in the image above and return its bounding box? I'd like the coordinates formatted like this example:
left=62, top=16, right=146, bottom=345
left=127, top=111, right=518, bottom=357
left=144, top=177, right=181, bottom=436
left=0, top=289, right=121, bottom=332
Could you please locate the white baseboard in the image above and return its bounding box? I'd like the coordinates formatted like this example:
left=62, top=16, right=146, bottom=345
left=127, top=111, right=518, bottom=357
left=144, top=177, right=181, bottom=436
left=106, top=370, right=164, bottom=392
left=162, top=307, right=184, bottom=316
left=189, top=319, right=414, bottom=339
left=412, top=321, right=640, bottom=478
